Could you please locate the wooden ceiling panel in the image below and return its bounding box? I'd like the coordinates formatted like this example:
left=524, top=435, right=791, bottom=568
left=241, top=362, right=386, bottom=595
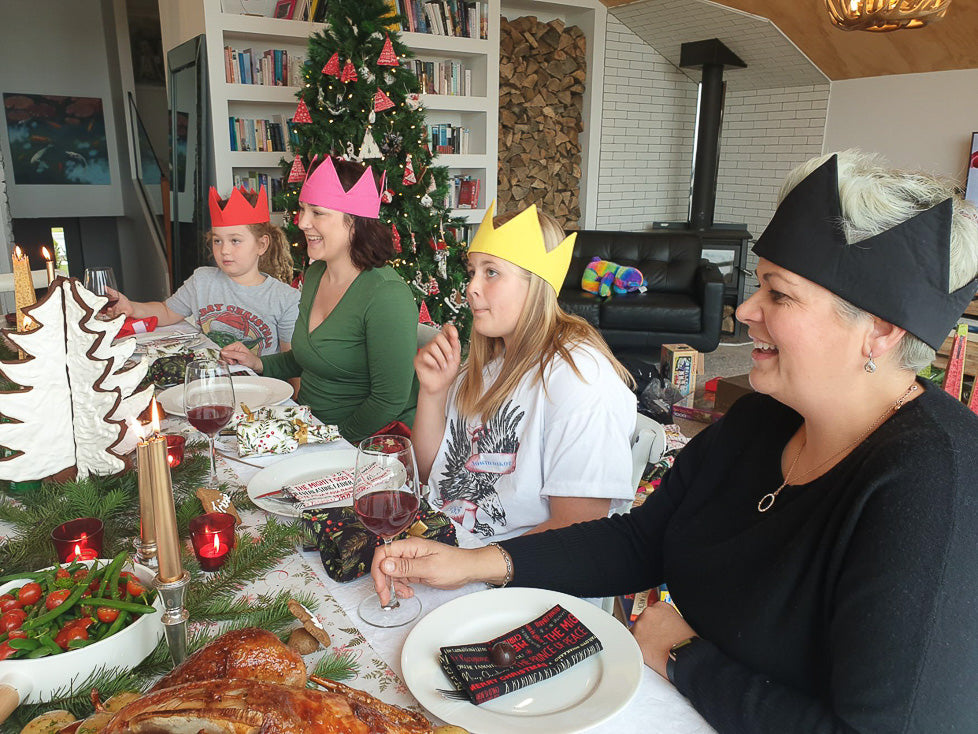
left=601, top=0, right=978, bottom=80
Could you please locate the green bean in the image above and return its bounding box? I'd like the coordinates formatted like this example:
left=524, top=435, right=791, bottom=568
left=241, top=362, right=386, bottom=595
left=89, top=598, right=156, bottom=614
left=67, top=638, right=93, bottom=650
left=98, top=552, right=127, bottom=599
left=0, top=571, right=45, bottom=584
left=22, top=583, right=87, bottom=629
left=7, top=637, right=39, bottom=651
left=26, top=646, right=51, bottom=659
left=37, top=634, right=61, bottom=656
left=104, top=610, right=129, bottom=638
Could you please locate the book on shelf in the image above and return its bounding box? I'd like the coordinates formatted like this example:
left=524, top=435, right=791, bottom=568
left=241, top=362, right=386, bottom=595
left=396, top=0, right=486, bottom=38
left=273, top=0, right=297, bottom=18
left=232, top=172, right=285, bottom=211
left=225, top=46, right=303, bottom=86
left=456, top=178, right=480, bottom=208
left=408, top=59, right=471, bottom=95
left=425, top=123, right=470, bottom=154
left=228, top=116, right=289, bottom=152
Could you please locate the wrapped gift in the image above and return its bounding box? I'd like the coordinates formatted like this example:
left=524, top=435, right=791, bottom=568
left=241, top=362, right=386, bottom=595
left=302, top=498, right=458, bottom=582
left=236, top=418, right=340, bottom=457
left=229, top=404, right=314, bottom=430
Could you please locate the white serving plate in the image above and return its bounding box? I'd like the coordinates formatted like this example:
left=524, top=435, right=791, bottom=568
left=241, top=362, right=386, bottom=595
left=402, top=587, right=643, bottom=734
left=246, top=447, right=359, bottom=519
left=158, top=375, right=292, bottom=417
left=0, top=559, right=164, bottom=704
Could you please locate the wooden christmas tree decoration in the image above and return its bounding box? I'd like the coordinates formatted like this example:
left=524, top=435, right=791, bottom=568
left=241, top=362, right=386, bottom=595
left=322, top=52, right=341, bottom=77
left=293, top=99, right=313, bottom=124
left=288, top=155, right=307, bottom=183
left=377, top=35, right=399, bottom=66
left=0, top=277, right=154, bottom=481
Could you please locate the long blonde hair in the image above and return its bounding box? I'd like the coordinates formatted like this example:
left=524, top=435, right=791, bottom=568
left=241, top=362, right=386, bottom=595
left=455, top=209, right=634, bottom=421
left=254, top=222, right=294, bottom=283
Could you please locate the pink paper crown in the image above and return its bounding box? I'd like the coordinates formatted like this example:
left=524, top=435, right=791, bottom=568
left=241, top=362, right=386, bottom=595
left=300, top=155, right=386, bottom=219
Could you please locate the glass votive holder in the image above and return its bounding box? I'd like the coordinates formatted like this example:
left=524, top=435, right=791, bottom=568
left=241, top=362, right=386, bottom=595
left=189, top=512, right=236, bottom=572
left=165, top=434, right=186, bottom=467
left=51, top=517, right=105, bottom=563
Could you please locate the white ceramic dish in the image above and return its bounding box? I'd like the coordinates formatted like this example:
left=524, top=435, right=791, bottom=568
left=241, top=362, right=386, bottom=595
left=401, top=587, right=643, bottom=734
left=0, top=559, right=164, bottom=704
left=158, top=375, right=292, bottom=417
left=246, top=447, right=359, bottom=519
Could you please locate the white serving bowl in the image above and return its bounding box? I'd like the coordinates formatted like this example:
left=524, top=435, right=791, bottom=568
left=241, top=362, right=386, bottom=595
left=0, top=559, right=164, bottom=704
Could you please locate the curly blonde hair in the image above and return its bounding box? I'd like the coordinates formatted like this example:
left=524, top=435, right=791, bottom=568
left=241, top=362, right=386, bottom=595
left=208, top=190, right=295, bottom=284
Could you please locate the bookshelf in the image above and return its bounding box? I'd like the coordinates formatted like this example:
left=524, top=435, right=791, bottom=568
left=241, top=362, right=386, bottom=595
left=161, top=0, right=498, bottom=223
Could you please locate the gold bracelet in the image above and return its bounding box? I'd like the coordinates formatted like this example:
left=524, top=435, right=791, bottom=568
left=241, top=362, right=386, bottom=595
left=486, top=542, right=513, bottom=589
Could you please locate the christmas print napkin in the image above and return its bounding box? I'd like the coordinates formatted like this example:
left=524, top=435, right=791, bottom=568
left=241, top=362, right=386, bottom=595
left=439, top=604, right=603, bottom=704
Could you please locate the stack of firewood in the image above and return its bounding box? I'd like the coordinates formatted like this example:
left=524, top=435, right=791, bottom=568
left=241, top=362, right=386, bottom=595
left=498, top=16, right=586, bottom=229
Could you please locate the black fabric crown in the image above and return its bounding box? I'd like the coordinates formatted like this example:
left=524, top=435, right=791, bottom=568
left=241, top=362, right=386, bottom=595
left=752, top=155, right=977, bottom=350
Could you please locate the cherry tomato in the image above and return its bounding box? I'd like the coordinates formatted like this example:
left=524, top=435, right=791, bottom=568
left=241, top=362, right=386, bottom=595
left=45, top=589, right=72, bottom=611
left=126, top=578, right=146, bottom=597
left=6, top=629, right=26, bottom=639
left=0, top=641, right=15, bottom=660
left=17, top=582, right=42, bottom=607
left=96, top=607, right=119, bottom=623
left=68, top=615, right=94, bottom=631
left=55, top=625, right=88, bottom=650
left=0, top=609, right=26, bottom=632
left=0, top=594, right=21, bottom=613
left=55, top=568, right=70, bottom=581
left=72, top=569, right=89, bottom=582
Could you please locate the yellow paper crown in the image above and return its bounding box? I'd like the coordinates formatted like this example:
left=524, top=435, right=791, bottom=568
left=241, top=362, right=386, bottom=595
left=467, top=201, right=576, bottom=294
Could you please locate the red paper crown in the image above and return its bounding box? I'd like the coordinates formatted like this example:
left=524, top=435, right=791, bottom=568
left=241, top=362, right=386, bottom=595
left=209, top=186, right=270, bottom=227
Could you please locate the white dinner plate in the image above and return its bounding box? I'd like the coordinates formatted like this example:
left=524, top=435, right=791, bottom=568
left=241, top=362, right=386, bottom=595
left=246, top=447, right=359, bottom=518
left=402, top=587, right=643, bottom=734
left=158, top=375, right=293, bottom=416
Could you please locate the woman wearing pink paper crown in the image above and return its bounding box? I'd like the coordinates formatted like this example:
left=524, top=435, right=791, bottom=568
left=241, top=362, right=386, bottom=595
left=411, top=203, right=637, bottom=540
left=221, top=156, right=419, bottom=443
left=374, top=152, right=978, bottom=732
left=108, top=186, right=299, bottom=356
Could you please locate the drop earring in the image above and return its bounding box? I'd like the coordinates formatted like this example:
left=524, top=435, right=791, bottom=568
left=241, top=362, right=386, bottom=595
left=864, top=351, right=876, bottom=373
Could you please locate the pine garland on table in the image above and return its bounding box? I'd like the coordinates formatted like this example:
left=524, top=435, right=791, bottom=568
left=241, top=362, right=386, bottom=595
left=0, top=451, right=358, bottom=732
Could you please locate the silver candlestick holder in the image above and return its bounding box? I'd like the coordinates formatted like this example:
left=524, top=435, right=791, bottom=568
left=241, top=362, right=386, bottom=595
left=134, top=537, right=158, bottom=570
left=155, top=570, right=190, bottom=666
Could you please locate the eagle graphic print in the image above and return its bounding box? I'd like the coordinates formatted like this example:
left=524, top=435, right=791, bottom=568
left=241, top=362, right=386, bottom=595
left=436, top=400, right=524, bottom=537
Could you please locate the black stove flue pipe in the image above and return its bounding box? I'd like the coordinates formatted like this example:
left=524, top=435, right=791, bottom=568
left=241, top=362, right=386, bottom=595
left=680, top=39, right=746, bottom=230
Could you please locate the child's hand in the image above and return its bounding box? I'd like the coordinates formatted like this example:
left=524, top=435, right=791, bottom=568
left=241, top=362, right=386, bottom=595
left=414, top=323, right=461, bottom=396
left=106, top=287, right=134, bottom=318
left=221, top=341, right=263, bottom=373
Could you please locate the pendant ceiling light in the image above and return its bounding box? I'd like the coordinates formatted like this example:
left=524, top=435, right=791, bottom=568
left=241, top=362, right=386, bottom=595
left=825, top=0, right=952, bottom=31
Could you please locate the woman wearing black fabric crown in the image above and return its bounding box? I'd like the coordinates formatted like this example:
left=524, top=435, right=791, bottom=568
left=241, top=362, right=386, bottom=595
left=371, top=150, right=978, bottom=733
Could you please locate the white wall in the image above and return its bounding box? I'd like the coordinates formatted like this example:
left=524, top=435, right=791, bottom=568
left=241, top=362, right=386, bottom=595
left=823, top=69, right=978, bottom=184
left=0, top=0, right=125, bottom=218
left=594, top=16, right=696, bottom=230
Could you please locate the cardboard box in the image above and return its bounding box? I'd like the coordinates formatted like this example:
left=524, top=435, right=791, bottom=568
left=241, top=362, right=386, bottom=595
left=671, top=395, right=723, bottom=424
left=714, top=373, right=754, bottom=413
left=661, top=344, right=698, bottom=397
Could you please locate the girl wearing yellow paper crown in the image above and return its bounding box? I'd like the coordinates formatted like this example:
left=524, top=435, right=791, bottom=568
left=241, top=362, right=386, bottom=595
left=108, top=186, right=299, bottom=356
left=413, top=203, right=637, bottom=540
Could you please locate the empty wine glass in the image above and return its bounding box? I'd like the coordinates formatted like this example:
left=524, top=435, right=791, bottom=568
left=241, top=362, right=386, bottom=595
left=82, top=267, right=118, bottom=318
left=184, top=358, right=235, bottom=487
left=354, top=434, right=422, bottom=628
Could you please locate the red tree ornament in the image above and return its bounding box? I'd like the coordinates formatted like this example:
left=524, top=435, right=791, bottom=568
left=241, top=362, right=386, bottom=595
left=322, top=52, right=341, bottom=77
left=374, top=88, right=395, bottom=112
left=402, top=154, right=417, bottom=185
left=288, top=156, right=306, bottom=183
left=340, top=60, right=358, bottom=83
left=293, top=99, right=313, bottom=123
left=382, top=188, right=394, bottom=203
left=428, top=276, right=440, bottom=295
left=377, top=35, right=399, bottom=66
left=391, top=225, right=402, bottom=253
left=418, top=301, right=434, bottom=324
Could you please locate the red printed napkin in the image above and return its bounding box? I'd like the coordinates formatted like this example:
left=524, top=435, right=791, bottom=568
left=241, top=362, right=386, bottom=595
left=439, top=604, right=603, bottom=704
left=117, top=316, right=158, bottom=337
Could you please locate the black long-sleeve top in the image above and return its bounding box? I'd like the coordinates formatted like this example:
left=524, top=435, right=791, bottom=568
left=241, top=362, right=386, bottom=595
left=501, top=381, right=978, bottom=733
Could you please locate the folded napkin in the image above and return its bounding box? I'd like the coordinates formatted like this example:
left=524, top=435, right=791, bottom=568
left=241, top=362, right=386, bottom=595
left=439, top=604, right=603, bottom=705
left=229, top=404, right=314, bottom=430
left=117, top=316, right=157, bottom=337
left=236, top=418, right=340, bottom=457
left=279, top=462, right=390, bottom=508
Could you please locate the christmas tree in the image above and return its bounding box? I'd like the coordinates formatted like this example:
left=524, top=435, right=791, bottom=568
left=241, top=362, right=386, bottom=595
left=0, top=278, right=153, bottom=481
left=278, top=0, right=472, bottom=336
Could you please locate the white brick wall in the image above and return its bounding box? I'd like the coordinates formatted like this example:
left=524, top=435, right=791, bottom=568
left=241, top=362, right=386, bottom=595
left=714, top=83, right=830, bottom=293
left=595, top=16, right=696, bottom=231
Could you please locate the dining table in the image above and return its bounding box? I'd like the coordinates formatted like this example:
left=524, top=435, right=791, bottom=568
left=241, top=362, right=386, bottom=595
left=1, top=320, right=716, bottom=733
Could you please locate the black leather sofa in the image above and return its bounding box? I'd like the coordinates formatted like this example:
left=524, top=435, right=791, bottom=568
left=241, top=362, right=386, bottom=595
left=558, top=229, right=725, bottom=353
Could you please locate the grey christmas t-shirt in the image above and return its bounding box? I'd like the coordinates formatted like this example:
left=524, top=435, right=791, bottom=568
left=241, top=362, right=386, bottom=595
left=166, top=267, right=299, bottom=355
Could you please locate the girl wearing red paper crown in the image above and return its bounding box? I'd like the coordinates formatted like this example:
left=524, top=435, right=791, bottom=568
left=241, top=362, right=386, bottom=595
left=411, top=203, right=637, bottom=540
left=221, top=156, right=419, bottom=443
left=108, top=187, right=299, bottom=356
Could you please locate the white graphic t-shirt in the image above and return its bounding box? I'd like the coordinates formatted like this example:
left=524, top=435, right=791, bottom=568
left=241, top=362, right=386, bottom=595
left=427, top=343, right=637, bottom=541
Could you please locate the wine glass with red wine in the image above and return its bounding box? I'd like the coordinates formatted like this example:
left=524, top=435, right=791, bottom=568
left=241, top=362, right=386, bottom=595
left=183, top=358, right=235, bottom=487
left=82, top=267, right=118, bottom=319
left=354, top=434, right=422, bottom=628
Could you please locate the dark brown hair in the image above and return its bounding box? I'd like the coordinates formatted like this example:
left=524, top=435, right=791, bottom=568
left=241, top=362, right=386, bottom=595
left=306, top=156, right=393, bottom=270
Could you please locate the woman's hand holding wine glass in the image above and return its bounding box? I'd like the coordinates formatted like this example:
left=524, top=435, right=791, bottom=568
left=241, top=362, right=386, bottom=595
left=354, top=434, right=422, bottom=628
left=83, top=267, right=119, bottom=319
left=184, top=359, right=235, bottom=487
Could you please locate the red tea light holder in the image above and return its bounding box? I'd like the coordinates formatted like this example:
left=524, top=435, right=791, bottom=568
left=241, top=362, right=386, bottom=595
left=188, top=512, right=236, bottom=571
left=165, top=434, right=186, bottom=468
left=51, top=517, right=105, bottom=563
